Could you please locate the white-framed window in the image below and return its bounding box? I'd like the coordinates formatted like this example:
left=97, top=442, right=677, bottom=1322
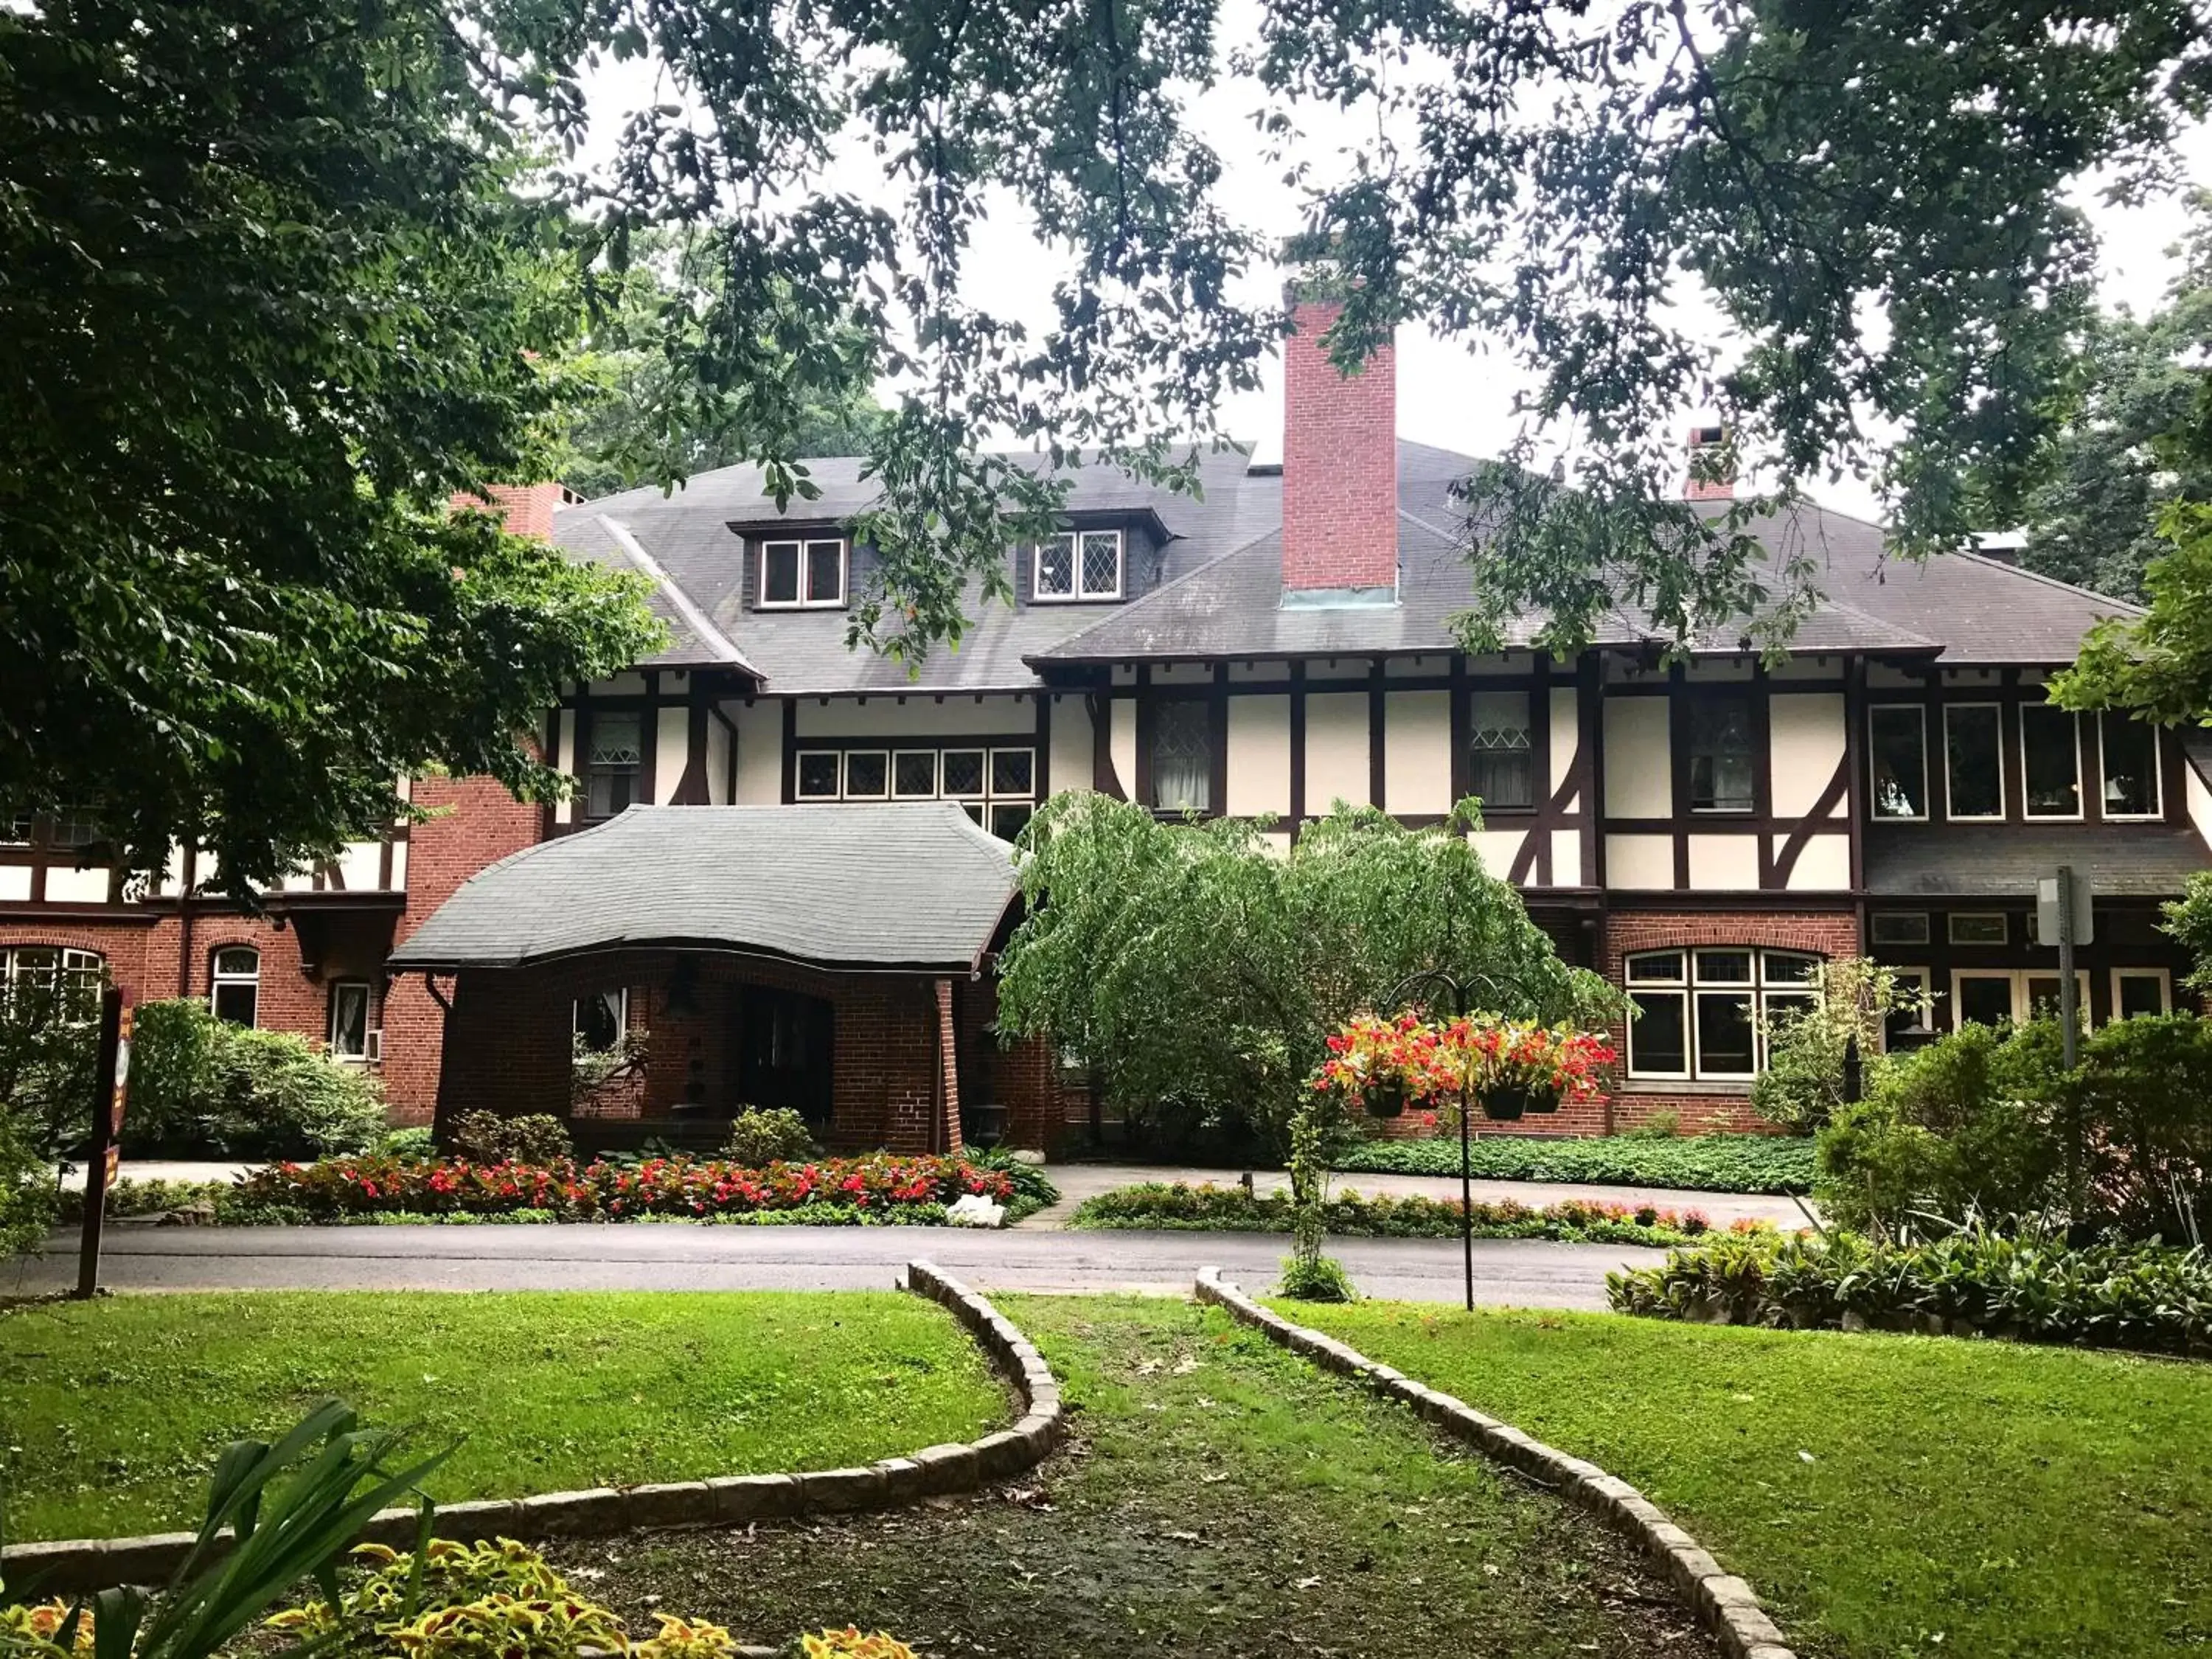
left=211, top=946, right=260, bottom=1027
left=793, top=743, right=1037, bottom=840
left=1882, top=967, right=1937, bottom=1050
left=1469, top=689, right=1535, bottom=810
left=1034, top=529, right=1124, bottom=601
left=759, top=538, right=847, bottom=608
left=574, top=987, right=627, bottom=1055
left=1687, top=695, right=1755, bottom=813
left=2020, top=702, right=2081, bottom=818
left=1624, top=947, right=1820, bottom=1081
left=1947, top=911, right=2008, bottom=946
left=1868, top=705, right=1928, bottom=820
left=584, top=711, right=644, bottom=820
left=1, top=946, right=104, bottom=1022
left=1944, top=703, right=2004, bottom=819
left=2111, top=968, right=2173, bottom=1020
left=328, top=980, right=373, bottom=1062
left=0, top=811, right=30, bottom=847
left=1952, top=968, right=2089, bottom=1030
left=2100, top=714, right=2163, bottom=819
left=1869, top=911, right=1931, bottom=947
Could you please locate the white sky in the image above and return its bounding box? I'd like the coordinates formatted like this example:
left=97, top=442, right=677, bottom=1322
left=576, top=36, right=2211, bottom=525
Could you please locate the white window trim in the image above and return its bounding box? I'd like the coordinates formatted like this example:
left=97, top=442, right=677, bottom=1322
left=890, top=750, right=939, bottom=799
left=1867, top=703, right=1930, bottom=822
left=1869, top=911, right=1932, bottom=947
left=573, top=987, right=628, bottom=1054
left=1624, top=948, right=1819, bottom=1082
left=1943, top=702, right=2006, bottom=821
left=2098, top=712, right=2164, bottom=821
left=328, top=979, right=372, bottom=1062
left=794, top=750, right=843, bottom=799
left=1947, top=911, right=2008, bottom=946
left=758, top=537, right=849, bottom=609
left=2110, top=967, right=2173, bottom=1020
left=1950, top=968, right=2090, bottom=1029
left=841, top=749, right=891, bottom=800
left=989, top=746, right=1038, bottom=800
left=1882, top=967, right=1936, bottom=1049
left=2018, top=702, right=2084, bottom=821
left=210, top=947, right=261, bottom=1028
left=1032, top=529, right=1124, bottom=602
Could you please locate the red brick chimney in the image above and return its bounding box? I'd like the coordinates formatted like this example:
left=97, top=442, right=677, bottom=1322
left=1282, top=299, right=1398, bottom=603
left=1684, top=425, right=1735, bottom=502
left=451, top=481, right=571, bottom=541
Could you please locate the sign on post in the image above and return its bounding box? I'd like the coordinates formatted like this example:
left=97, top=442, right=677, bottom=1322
left=2038, top=867, right=2090, bottom=1071
left=2037, top=872, right=2095, bottom=947
left=74, top=988, right=132, bottom=1300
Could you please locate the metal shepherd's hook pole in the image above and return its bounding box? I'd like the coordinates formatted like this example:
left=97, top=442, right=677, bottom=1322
left=1385, top=964, right=1503, bottom=1315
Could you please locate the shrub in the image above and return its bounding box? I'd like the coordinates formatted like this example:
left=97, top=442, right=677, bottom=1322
left=125, top=998, right=386, bottom=1158
left=450, top=1110, right=574, bottom=1166
left=378, top=1126, right=437, bottom=1159
left=958, top=1144, right=1062, bottom=1222
left=1750, top=956, right=1921, bottom=1132
left=2071, top=1013, right=2212, bottom=1241
left=55, top=1175, right=228, bottom=1224
left=802, top=1634, right=916, bottom=1659
left=1277, top=1251, right=1359, bottom=1302
left=1608, top=1225, right=2212, bottom=1357
left=719, top=1106, right=817, bottom=1166
left=1333, top=1132, right=1814, bottom=1194
left=1068, top=1180, right=1719, bottom=1245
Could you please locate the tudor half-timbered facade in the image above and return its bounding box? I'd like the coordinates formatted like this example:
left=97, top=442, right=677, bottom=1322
left=7, top=305, right=2207, bottom=1146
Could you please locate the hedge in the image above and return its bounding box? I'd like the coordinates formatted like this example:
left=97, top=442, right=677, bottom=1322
left=1069, top=1180, right=1736, bottom=1247
left=1333, top=1132, right=1815, bottom=1194
left=1607, top=1227, right=2212, bottom=1357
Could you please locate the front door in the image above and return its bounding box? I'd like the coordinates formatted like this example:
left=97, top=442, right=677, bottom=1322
left=734, top=986, right=835, bottom=1125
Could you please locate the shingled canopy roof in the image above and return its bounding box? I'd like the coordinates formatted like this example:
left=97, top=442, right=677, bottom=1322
left=389, top=804, right=1020, bottom=975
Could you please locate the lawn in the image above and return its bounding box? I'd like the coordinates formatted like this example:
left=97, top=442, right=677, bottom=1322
left=0, top=1291, right=1009, bottom=1541
left=552, top=1296, right=1719, bottom=1658
left=1289, top=1300, right=2212, bottom=1659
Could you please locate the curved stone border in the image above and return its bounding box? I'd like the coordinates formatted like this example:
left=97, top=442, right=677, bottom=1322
left=5, top=1261, right=1063, bottom=1595
left=1195, top=1267, right=1794, bottom=1659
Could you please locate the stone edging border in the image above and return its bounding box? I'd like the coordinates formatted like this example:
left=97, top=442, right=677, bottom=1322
left=4, top=1260, right=1063, bottom=1596
left=1195, top=1267, right=1795, bottom=1659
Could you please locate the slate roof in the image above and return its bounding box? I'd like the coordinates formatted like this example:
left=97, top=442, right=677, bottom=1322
left=551, top=439, right=2141, bottom=689
left=1863, top=824, right=2208, bottom=899
left=387, top=804, right=1019, bottom=973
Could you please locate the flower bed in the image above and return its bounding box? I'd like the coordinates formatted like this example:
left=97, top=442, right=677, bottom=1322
left=1607, top=1227, right=2212, bottom=1357
left=224, top=1152, right=1018, bottom=1225
left=1332, top=1133, right=1816, bottom=1194
left=1068, top=1180, right=1735, bottom=1247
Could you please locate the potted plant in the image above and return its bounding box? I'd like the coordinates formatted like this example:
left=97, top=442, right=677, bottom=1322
left=1314, top=1012, right=1455, bottom=1119
left=1457, top=1017, right=1615, bottom=1121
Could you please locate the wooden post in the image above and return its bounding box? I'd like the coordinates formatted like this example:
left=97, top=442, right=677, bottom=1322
left=74, top=987, right=131, bottom=1299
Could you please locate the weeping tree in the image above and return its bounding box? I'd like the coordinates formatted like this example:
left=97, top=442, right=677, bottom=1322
left=995, top=794, right=1615, bottom=1178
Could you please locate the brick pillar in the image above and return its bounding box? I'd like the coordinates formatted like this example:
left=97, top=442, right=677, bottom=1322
left=1281, top=298, right=1397, bottom=599
left=935, top=977, right=963, bottom=1154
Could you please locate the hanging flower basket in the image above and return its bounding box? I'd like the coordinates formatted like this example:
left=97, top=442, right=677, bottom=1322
left=1366, top=1080, right=1409, bottom=1119
left=1312, top=1009, right=1613, bottom=1127
left=1478, top=1082, right=1563, bottom=1121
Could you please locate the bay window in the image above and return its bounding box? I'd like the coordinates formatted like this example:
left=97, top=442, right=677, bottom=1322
left=1626, top=947, right=1820, bottom=1081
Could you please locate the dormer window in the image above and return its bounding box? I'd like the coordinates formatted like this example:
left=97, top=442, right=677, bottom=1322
left=1034, top=529, right=1123, bottom=601
left=760, top=538, right=846, bottom=608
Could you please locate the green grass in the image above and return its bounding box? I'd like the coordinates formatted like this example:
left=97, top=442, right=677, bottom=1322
left=1334, top=1131, right=1815, bottom=1193
left=1289, top=1299, right=2212, bottom=1659
left=568, top=1296, right=1714, bottom=1658
left=0, top=1291, right=1009, bottom=1541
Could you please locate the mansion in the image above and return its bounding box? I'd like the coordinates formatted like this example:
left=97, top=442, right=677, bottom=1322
left=4, top=302, right=2205, bottom=1151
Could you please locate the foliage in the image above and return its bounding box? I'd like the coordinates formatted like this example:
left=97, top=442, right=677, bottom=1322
left=719, top=1107, right=819, bottom=1169
left=0, top=0, right=664, bottom=895
left=2068, top=1014, right=2212, bottom=1242
left=998, top=796, right=1615, bottom=1169
left=1607, top=1225, right=2212, bottom=1358
left=1276, top=1252, right=1359, bottom=1304
left=451, top=1112, right=574, bottom=1168
left=1312, top=1013, right=1614, bottom=1115
left=1297, top=1298, right=2212, bottom=1659
left=1333, top=1133, right=1815, bottom=1195
left=0, top=1399, right=453, bottom=1659
left=3, top=1290, right=1004, bottom=1543
left=1071, top=1182, right=1720, bottom=1247
left=1750, top=957, right=1921, bottom=1133
left=224, top=1152, right=1017, bottom=1223
left=125, top=1001, right=386, bottom=1159
left=955, top=1146, right=1062, bottom=1224
left=0, top=968, right=104, bottom=1254
left=380, top=1127, right=439, bottom=1160
left=2162, top=869, right=2212, bottom=997
left=55, top=1177, right=229, bottom=1225
left=571, top=1028, right=652, bottom=1110
left=801, top=1633, right=916, bottom=1659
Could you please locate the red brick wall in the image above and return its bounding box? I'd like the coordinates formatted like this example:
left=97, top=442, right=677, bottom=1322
left=437, top=950, right=963, bottom=1155
left=450, top=482, right=565, bottom=543
left=1282, top=299, right=1397, bottom=593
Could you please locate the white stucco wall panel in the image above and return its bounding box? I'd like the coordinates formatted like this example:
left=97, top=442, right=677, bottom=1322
left=43, top=866, right=110, bottom=904
left=1470, top=828, right=1528, bottom=878
left=0, top=867, right=29, bottom=902
left=1049, top=694, right=1093, bottom=799
left=1769, top=692, right=1846, bottom=818
left=1304, top=692, right=1370, bottom=812
left=1782, top=833, right=1851, bottom=891
left=1551, top=829, right=1582, bottom=888
left=1384, top=691, right=1452, bottom=815
left=732, top=700, right=784, bottom=804
left=1227, top=695, right=1293, bottom=818
left=655, top=706, right=689, bottom=803
left=795, top=695, right=1036, bottom=739
left=1686, top=833, right=1761, bottom=891
left=1606, top=834, right=1674, bottom=890
left=1110, top=698, right=1138, bottom=800
left=553, top=709, right=576, bottom=824
left=1604, top=698, right=1672, bottom=817
left=1548, top=687, right=1579, bottom=798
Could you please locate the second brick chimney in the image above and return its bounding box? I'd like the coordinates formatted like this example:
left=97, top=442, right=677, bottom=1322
left=451, top=481, right=573, bottom=541
left=1281, top=299, right=1398, bottom=605
left=1684, top=425, right=1735, bottom=502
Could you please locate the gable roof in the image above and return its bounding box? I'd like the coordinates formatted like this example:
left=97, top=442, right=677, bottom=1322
left=387, top=804, right=1019, bottom=974
left=551, top=443, right=2141, bottom=689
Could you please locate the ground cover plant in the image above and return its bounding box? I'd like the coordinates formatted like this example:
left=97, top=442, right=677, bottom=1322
left=1290, top=1298, right=2212, bottom=1659
left=0, top=1290, right=1008, bottom=1541
left=538, top=1296, right=1718, bottom=1659
left=1333, top=1132, right=1815, bottom=1194
left=1069, top=1181, right=1723, bottom=1247
left=1609, top=1226, right=2212, bottom=1357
